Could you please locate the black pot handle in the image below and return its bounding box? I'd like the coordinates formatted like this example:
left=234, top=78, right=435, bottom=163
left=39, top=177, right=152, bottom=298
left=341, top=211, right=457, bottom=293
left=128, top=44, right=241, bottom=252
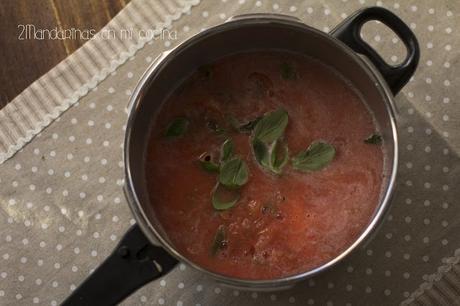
left=330, top=7, right=420, bottom=95
left=61, top=225, right=178, bottom=306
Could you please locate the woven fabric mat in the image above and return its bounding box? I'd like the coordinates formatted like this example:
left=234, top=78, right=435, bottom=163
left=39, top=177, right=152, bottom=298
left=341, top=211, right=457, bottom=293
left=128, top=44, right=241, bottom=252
left=0, top=0, right=459, bottom=305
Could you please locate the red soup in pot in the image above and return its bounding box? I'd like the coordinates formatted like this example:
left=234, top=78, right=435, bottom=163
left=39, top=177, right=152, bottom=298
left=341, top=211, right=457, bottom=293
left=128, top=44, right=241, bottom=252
left=146, top=51, right=385, bottom=280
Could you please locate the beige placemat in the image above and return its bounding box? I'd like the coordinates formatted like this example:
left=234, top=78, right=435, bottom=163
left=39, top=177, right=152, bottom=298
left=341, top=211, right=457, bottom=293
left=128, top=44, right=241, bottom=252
left=0, top=0, right=200, bottom=164
left=0, top=0, right=459, bottom=305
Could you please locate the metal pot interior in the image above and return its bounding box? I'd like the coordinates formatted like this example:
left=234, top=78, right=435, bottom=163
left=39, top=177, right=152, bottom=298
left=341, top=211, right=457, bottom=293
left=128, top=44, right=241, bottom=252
left=125, top=18, right=397, bottom=288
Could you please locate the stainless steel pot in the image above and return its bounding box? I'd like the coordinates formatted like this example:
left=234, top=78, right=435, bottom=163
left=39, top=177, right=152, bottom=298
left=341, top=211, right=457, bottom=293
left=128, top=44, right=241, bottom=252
left=63, top=7, right=419, bottom=305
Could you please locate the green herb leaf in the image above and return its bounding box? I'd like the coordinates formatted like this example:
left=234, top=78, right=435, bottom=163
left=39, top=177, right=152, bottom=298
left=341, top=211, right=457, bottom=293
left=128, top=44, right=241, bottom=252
left=219, top=157, right=249, bottom=188
left=280, top=62, right=297, bottom=80
left=364, top=133, right=382, bottom=144
left=292, top=141, right=336, bottom=172
left=200, top=161, right=220, bottom=173
left=199, top=153, right=219, bottom=173
left=252, top=109, right=289, bottom=174
left=212, top=183, right=240, bottom=211
left=211, top=224, right=227, bottom=255
left=253, top=139, right=289, bottom=174
left=252, top=138, right=271, bottom=169
left=270, top=140, right=289, bottom=174
left=253, top=108, right=289, bottom=143
left=220, top=139, right=234, bottom=162
left=165, top=117, right=189, bottom=138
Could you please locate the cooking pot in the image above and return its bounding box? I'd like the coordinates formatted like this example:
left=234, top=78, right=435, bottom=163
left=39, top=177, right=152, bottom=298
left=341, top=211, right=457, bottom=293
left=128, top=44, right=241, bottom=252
left=63, top=7, right=419, bottom=305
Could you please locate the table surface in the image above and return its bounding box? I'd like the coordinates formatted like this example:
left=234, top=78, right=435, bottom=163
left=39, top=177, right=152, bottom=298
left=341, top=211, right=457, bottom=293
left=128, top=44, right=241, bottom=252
left=0, top=0, right=458, bottom=305
left=0, top=0, right=129, bottom=108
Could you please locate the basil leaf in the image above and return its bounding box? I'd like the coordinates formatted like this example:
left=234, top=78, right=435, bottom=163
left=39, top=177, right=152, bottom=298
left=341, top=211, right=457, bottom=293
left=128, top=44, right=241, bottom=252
left=252, top=138, right=271, bottom=169
left=280, top=62, right=297, bottom=80
left=198, top=153, right=219, bottom=173
left=220, top=139, right=234, bottom=162
left=200, top=160, right=220, bottom=173
left=292, top=141, right=336, bottom=172
left=212, top=183, right=240, bottom=211
left=219, top=157, right=249, bottom=188
left=364, top=133, right=382, bottom=144
left=270, top=140, right=289, bottom=174
left=211, top=224, right=227, bottom=255
left=253, top=139, right=289, bottom=174
left=165, top=117, right=189, bottom=138
left=253, top=108, right=289, bottom=143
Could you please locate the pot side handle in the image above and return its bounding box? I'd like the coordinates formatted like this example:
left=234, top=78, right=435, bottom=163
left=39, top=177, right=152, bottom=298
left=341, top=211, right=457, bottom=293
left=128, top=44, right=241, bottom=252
left=61, top=225, right=178, bottom=306
left=227, top=13, right=301, bottom=23
left=330, top=7, right=420, bottom=95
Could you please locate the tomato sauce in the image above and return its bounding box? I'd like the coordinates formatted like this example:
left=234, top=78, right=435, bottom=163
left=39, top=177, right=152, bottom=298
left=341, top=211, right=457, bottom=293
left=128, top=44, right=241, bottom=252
left=145, top=51, right=384, bottom=280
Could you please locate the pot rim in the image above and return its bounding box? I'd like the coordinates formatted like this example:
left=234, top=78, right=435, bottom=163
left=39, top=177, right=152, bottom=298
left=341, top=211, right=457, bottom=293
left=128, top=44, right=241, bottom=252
left=124, top=14, right=399, bottom=289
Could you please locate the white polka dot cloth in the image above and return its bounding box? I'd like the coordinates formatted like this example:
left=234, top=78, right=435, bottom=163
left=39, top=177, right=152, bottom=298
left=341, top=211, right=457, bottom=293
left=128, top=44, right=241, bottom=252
left=0, top=0, right=458, bottom=305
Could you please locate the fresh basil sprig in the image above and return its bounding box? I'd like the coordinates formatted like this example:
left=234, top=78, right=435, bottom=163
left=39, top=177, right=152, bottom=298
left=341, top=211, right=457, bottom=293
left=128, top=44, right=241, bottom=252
left=270, top=140, right=289, bottom=174
left=219, top=157, right=249, bottom=188
left=253, top=108, right=289, bottom=143
left=220, top=139, right=234, bottom=162
left=211, top=183, right=240, bottom=211
left=210, top=224, right=227, bottom=255
left=252, top=139, right=289, bottom=174
left=199, top=138, right=247, bottom=211
left=291, top=141, right=336, bottom=172
left=252, top=108, right=289, bottom=174
left=364, top=133, right=382, bottom=144
left=165, top=117, right=189, bottom=138
left=252, top=138, right=270, bottom=169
